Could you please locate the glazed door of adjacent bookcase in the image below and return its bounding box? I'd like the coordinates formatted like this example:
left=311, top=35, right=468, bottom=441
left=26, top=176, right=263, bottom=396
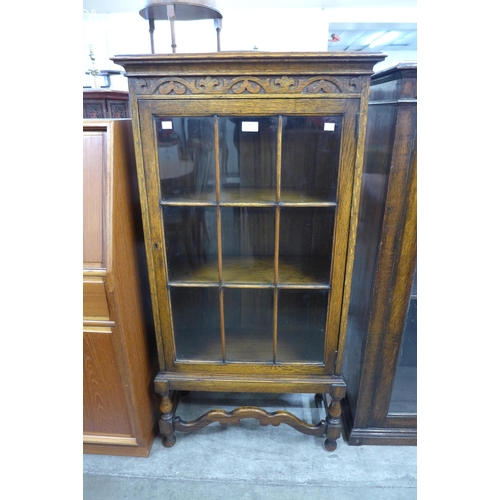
left=388, top=267, right=417, bottom=415
left=137, top=98, right=359, bottom=376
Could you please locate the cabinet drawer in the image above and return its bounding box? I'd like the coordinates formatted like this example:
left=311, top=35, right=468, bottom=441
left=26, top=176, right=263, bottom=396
left=83, top=279, right=110, bottom=319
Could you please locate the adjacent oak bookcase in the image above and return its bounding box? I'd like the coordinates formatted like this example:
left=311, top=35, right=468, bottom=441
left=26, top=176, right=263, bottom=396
left=83, top=90, right=130, bottom=119
left=341, top=63, right=417, bottom=445
left=112, top=51, right=386, bottom=451
left=83, top=119, right=157, bottom=456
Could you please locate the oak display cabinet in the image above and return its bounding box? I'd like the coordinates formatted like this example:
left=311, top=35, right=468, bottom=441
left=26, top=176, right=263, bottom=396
left=113, top=51, right=386, bottom=451
left=341, top=63, right=417, bottom=445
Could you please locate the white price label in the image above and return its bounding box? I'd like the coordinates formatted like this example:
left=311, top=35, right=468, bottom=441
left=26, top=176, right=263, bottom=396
left=161, top=121, right=173, bottom=129
left=324, top=123, right=335, bottom=131
left=242, top=121, right=259, bottom=132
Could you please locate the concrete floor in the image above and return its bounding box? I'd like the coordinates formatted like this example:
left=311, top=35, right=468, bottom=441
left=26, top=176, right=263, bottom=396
left=83, top=392, right=417, bottom=499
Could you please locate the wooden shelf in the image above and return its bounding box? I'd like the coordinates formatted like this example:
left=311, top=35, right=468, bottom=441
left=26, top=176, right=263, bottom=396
left=161, top=189, right=216, bottom=205
left=160, top=187, right=336, bottom=207
left=174, top=326, right=326, bottom=364
left=175, top=327, right=274, bottom=363
left=168, top=256, right=331, bottom=287
left=221, top=187, right=275, bottom=205
left=222, top=187, right=336, bottom=206
left=277, top=257, right=331, bottom=286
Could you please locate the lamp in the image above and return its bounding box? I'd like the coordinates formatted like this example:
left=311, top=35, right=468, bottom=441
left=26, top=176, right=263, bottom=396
left=139, top=0, right=223, bottom=54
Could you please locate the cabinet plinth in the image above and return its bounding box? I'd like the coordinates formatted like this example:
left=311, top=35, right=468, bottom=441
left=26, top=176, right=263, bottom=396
left=113, top=51, right=386, bottom=450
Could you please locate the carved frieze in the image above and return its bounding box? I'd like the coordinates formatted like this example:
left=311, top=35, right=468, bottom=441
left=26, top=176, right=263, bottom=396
left=134, top=75, right=363, bottom=96
left=108, top=102, right=130, bottom=118
left=83, top=102, right=106, bottom=118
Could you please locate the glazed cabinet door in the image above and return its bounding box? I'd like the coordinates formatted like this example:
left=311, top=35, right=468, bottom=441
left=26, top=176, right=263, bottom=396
left=388, top=267, right=417, bottom=415
left=137, top=98, right=359, bottom=376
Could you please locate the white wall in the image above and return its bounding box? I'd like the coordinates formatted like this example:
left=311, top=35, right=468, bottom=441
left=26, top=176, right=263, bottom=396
left=83, top=6, right=417, bottom=90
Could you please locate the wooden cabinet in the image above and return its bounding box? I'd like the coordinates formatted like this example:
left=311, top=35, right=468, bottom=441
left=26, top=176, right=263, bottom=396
left=341, top=63, right=417, bottom=445
left=83, top=119, right=157, bottom=456
left=112, top=51, right=385, bottom=451
left=83, top=90, right=130, bottom=118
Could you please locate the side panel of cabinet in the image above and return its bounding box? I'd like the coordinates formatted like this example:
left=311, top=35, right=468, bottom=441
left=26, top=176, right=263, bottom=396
left=341, top=102, right=396, bottom=418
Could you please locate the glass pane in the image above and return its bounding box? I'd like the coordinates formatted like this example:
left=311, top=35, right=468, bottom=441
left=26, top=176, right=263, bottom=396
left=170, top=287, right=221, bottom=361
left=389, top=268, right=417, bottom=413
left=156, top=116, right=216, bottom=203
left=221, top=207, right=275, bottom=284
left=277, top=289, right=328, bottom=363
left=281, top=116, right=341, bottom=204
left=163, top=206, right=218, bottom=284
left=224, top=288, right=274, bottom=362
left=219, top=116, right=278, bottom=203
left=279, top=208, right=334, bottom=286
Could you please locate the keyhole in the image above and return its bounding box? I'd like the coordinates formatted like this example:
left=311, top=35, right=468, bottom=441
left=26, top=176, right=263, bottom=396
left=154, top=243, right=159, bottom=250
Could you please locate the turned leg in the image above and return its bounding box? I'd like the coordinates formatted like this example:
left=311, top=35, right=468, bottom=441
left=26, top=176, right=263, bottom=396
left=324, top=385, right=345, bottom=452
left=155, top=379, right=176, bottom=448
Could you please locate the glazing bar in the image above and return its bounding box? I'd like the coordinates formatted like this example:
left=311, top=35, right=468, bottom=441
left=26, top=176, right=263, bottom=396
left=214, top=116, right=226, bottom=362
left=273, top=116, right=283, bottom=364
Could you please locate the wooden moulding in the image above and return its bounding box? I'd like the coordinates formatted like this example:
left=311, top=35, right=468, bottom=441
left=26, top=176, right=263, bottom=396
left=112, top=52, right=387, bottom=105
left=155, top=371, right=345, bottom=394
left=112, top=51, right=386, bottom=79
left=343, top=426, right=417, bottom=447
